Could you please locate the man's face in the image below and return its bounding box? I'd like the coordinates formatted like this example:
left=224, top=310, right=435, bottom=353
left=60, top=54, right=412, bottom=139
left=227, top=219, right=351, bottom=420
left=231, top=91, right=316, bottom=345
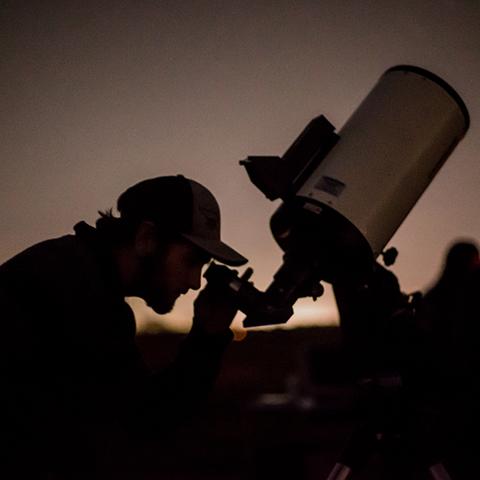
left=138, top=239, right=211, bottom=314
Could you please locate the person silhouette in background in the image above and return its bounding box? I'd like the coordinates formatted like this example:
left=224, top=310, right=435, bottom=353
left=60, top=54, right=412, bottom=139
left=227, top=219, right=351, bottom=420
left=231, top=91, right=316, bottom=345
left=413, top=241, right=479, bottom=393
left=412, top=240, right=480, bottom=478
left=0, top=175, right=247, bottom=476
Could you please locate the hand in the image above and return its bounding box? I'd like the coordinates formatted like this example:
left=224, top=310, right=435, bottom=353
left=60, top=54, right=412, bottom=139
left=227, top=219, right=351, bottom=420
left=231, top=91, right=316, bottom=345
left=192, top=282, right=238, bottom=336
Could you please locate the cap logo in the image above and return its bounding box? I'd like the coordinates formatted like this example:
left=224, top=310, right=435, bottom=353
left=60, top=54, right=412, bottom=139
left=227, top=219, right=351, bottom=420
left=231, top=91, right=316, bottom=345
left=199, top=206, right=218, bottom=231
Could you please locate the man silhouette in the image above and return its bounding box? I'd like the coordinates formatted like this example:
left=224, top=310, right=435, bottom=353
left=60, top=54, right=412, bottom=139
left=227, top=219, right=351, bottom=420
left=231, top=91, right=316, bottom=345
left=0, top=175, right=247, bottom=475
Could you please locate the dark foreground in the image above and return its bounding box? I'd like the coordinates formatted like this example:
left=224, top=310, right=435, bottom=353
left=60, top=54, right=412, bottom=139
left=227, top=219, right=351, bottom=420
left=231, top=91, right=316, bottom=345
left=135, top=327, right=477, bottom=480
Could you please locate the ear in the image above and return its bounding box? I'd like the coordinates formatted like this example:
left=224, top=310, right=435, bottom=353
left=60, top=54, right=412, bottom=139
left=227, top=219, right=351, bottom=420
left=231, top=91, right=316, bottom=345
left=133, top=221, right=158, bottom=257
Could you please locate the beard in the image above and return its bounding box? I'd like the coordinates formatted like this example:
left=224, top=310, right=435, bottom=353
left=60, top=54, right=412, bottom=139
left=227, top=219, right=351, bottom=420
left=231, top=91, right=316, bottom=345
left=145, top=294, right=176, bottom=315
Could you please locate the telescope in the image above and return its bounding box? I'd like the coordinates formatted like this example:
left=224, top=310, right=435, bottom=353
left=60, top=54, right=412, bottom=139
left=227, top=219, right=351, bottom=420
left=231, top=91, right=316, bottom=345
left=205, top=65, right=470, bottom=328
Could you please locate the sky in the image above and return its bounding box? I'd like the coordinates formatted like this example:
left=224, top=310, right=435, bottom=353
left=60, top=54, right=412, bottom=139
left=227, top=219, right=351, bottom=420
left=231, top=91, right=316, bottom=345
left=1, top=0, right=479, bottom=333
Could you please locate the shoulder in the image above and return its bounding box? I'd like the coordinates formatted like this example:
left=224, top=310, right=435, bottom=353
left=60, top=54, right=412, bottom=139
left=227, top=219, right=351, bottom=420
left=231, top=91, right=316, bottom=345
left=0, top=233, right=76, bottom=282
left=1, top=232, right=98, bottom=287
left=0, top=224, right=125, bottom=313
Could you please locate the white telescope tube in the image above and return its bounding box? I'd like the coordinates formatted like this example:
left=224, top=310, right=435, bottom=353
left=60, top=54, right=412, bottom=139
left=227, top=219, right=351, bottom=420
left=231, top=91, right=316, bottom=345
left=297, top=66, right=469, bottom=257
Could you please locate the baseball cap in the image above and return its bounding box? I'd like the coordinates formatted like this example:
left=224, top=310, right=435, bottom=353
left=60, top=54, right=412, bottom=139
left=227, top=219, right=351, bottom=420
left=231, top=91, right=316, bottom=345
left=117, top=175, right=248, bottom=266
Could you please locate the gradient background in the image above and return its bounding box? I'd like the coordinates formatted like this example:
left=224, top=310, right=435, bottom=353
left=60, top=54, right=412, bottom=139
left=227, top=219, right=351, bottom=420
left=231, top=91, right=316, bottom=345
left=1, top=0, right=479, bottom=333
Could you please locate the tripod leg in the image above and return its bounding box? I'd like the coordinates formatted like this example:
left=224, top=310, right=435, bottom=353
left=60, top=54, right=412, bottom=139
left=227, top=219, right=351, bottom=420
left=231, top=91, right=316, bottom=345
left=429, top=463, right=453, bottom=480
left=325, top=463, right=352, bottom=480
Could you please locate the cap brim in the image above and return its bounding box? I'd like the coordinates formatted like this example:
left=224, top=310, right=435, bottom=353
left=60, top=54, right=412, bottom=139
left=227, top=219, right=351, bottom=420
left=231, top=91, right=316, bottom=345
left=182, top=233, right=248, bottom=266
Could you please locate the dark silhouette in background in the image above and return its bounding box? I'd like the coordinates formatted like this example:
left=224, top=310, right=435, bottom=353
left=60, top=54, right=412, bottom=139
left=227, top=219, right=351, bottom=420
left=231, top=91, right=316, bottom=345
left=0, top=175, right=247, bottom=476
left=412, top=241, right=480, bottom=479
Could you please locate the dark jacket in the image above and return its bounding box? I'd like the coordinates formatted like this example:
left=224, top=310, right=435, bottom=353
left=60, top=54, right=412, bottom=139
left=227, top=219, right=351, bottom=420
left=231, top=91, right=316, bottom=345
left=0, top=222, right=232, bottom=473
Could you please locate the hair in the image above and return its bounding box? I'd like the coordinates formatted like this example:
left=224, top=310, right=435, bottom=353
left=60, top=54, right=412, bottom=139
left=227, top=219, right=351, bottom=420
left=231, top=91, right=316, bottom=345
left=95, top=209, right=139, bottom=246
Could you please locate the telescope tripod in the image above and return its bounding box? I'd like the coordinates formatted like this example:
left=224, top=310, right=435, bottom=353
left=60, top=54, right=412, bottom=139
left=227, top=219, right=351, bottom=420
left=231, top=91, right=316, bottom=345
left=325, top=376, right=453, bottom=480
